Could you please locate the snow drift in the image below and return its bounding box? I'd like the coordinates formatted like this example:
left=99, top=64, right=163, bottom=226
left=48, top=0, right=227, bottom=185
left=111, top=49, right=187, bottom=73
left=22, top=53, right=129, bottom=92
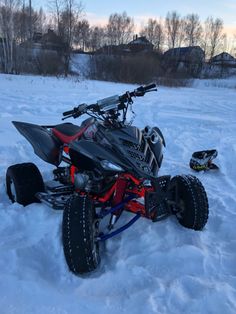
left=0, top=74, right=236, bottom=314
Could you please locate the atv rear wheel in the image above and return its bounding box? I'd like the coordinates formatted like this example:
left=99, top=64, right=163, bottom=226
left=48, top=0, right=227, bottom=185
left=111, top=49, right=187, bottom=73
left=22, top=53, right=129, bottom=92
left=6, top=162, right=44, bottom=206
left=169, top=175, right=209, bottom=230
left=62, top=195, right=100, bottom=275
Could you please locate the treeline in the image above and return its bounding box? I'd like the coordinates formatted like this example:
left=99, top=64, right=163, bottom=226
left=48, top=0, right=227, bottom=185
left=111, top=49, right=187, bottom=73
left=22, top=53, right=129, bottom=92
left=0, top=0, right=235, bottom=76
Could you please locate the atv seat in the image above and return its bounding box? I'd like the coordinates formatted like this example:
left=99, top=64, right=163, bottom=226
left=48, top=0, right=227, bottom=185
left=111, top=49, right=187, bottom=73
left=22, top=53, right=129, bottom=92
left=52, top=123, right=85, bottom=144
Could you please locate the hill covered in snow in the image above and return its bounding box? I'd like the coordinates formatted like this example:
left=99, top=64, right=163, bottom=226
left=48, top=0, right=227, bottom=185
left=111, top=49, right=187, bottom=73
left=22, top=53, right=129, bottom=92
left=0, top=74, right=235, bottom=314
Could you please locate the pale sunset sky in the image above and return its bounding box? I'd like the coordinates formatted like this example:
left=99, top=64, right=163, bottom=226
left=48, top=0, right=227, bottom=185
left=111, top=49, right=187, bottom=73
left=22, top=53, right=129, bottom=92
left=37, top=0, right=236, bottom=36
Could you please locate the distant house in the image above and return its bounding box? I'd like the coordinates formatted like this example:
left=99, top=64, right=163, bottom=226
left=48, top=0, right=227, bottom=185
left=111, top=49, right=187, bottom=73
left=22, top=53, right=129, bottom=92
left=41, top=29, right=65, bottom=51
left=20, top=29, right=65, bottom=53
left=95, top=36, right=153, bottom=55
left=163, top=46, right=205, bottom=77
left=209, top=52, right=236, bottom=66
left=127, top=35, right=154, bottom=53
left=95, top=44, right=127, bottom=55
left=164, top=46, right=205, bottom=63
left=16, top=29, right=65, bottom=74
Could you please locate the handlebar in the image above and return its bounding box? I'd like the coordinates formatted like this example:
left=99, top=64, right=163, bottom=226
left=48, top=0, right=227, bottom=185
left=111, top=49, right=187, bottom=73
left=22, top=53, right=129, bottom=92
left=62, top=103, right=92, bottom=119
left=120, top=83, right=157, bottom=100
left=136, top=83, right=157, bottom=94
left=143, top=83, right=156, bottom=90
left=62, top=83, right=157, bottom=120
left=63, top=109, right=75, bottom=117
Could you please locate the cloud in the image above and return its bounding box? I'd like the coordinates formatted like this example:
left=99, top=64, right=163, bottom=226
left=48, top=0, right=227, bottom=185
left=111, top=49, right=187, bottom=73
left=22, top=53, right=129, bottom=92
left=224, top=25, right=236, bottom=36
left=225, top=0, right=236, bottom=10
left=86, top=12, right=108, bottom=26
left=85, top=10, right=236, bottom=36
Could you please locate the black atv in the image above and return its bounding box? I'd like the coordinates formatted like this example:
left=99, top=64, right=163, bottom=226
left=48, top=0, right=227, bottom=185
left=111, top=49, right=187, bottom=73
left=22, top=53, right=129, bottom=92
left=6, top=83, right=209, bottom=275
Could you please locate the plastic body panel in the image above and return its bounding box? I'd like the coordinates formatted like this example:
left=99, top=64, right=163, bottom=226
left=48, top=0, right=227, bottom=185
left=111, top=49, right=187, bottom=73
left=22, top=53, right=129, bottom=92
left=101, top=125, right=163, bottom=178
left=12, top=121, right=62, bottom=166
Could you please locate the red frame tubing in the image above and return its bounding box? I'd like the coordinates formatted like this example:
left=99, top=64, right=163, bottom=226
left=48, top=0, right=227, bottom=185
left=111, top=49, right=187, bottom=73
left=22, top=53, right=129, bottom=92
left=97, top=183, right=117, bottom=203
left=113, top=177, right=127, bottom=205
left=70, top=165, right=76, bottom=184
left=69, top=170, right=154, bottom=219
left=111, top=177, right=127, bottom=216
left=123, top=173, right=154, bottom=219
left=125, top=200, right=146, bottom=217
left=97, top=173, right=154, bottom=219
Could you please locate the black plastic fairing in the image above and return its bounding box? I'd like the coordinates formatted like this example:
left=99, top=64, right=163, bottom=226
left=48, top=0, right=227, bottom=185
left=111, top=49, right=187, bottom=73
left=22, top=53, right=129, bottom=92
left=102, top=125, right=163, bottom=178
left=12, top=121, right=62, bottom=166
left=69, top=139, right=130, bottom=172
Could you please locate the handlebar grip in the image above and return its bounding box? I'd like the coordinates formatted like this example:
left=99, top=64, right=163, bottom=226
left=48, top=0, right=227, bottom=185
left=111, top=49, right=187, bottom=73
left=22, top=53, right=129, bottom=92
left=63, top=109, right=74, bottom=116
left=143, top=83, right=156, bottom=91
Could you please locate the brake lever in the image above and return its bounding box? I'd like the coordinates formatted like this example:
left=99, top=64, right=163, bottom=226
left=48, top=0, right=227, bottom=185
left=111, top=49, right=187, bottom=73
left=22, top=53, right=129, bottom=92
left=73, top=111, right=82, bottom=118
left=62, top=114, right=74, bottom=121
left=145, top=88, right=158, bottom=93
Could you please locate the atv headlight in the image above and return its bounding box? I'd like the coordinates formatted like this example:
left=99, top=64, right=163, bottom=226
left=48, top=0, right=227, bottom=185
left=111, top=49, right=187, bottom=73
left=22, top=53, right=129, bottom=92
left=100, top=160, right=124, bottom=172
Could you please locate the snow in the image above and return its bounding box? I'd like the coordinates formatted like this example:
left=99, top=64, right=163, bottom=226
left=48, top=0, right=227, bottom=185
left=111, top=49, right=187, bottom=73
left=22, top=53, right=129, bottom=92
left=71, top=53, right=91, bottom=78
left=193, top=76, right=236, bottom=89
left=0, top=73, right=236, bottom=314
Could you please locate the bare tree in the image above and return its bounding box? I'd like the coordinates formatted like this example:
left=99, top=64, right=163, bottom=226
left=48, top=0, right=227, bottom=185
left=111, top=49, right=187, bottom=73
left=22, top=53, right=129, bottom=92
left=176, top=18, right=186, bottom=47
left=184, top=14, right=202, bottom=46
left=202, top=17, right=224, bottom=59
left=37, top=7, right=46, bottom=33
left=0, top=0, right=20, bottom=73
left=107, top=11, right=134, bottom=45
left=140, top=18, right=165, bottom=52
left=89, top=26, right=105, bottom=52
left=232, top=34, right=236, bottom=57
left=165, top=11, right=181, bottom=48
left=74, top=18, right=90, bottom=51
left=221, top=34, right=236, bottom=55
left=13, top=5, right=46, bottom=44
left=50, top=0, right=63, bottom=32
left=50, top=0, right=83, bottom=76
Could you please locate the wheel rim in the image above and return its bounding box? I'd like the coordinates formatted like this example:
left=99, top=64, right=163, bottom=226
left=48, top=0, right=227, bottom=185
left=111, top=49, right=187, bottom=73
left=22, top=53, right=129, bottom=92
left=170, top=181, right=186, bottom=219
left=93, top=218, right=100, bottom=263
left=175, top=198, right=186, bottom=219
left=9, top=179, right=16, bottom=202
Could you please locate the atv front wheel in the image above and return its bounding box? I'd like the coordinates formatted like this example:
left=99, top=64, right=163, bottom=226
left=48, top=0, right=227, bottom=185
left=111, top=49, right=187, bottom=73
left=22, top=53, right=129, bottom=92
left=169, top=175, right=209, bottom=230
left=6, top=162, right=44, bottom=206
left=62, top=195, right=100, bottom=275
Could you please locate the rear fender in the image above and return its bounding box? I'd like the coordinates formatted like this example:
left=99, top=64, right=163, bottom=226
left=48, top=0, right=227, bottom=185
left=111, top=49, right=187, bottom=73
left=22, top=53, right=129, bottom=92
left=12, top=121, right=62, bottom=166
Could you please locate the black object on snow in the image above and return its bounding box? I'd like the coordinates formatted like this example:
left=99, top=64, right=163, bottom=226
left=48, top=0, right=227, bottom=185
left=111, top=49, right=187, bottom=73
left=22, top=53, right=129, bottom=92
left=190, top=149, right=219, bottom=172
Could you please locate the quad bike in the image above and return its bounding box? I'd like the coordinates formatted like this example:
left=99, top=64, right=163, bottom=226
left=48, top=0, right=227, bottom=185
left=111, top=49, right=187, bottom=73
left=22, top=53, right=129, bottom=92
left=6, top=83, right=209, bottom=275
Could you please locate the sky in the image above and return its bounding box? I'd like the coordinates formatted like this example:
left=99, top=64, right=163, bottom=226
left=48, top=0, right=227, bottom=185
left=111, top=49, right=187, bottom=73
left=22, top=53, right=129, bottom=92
left=38, top=0, right=236, bottom=36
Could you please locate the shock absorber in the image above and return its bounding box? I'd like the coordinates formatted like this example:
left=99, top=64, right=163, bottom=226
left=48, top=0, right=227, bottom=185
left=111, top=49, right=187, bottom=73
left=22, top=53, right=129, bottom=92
left=108, top=177, right=127, bottom=230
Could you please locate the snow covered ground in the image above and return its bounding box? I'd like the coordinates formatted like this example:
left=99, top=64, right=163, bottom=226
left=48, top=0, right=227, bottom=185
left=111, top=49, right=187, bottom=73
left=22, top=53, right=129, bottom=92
left=0, top=74, right=236, bottom=314
left=71, top=53, right=91, bottom=78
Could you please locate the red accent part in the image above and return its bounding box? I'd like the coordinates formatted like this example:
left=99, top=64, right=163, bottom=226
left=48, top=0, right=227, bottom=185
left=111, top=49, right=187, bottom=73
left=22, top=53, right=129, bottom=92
left=97, top=174, right=141, bottom=204
left=125, top=200, right=147, bottom=217
left=98, top=183, right=117, bottom=203
left=89, top=174, right=154, bottom=221
left=52, top=127, right=86, bottom=144
left=63, top=146, right=69, bottom=154
left=112, top=177, right=127, bottom=216
left=113, top=178, right=127, bottom=205
left=70, top=165, right=76, bottom=184
left=121, top=173, right=141, bottom=185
